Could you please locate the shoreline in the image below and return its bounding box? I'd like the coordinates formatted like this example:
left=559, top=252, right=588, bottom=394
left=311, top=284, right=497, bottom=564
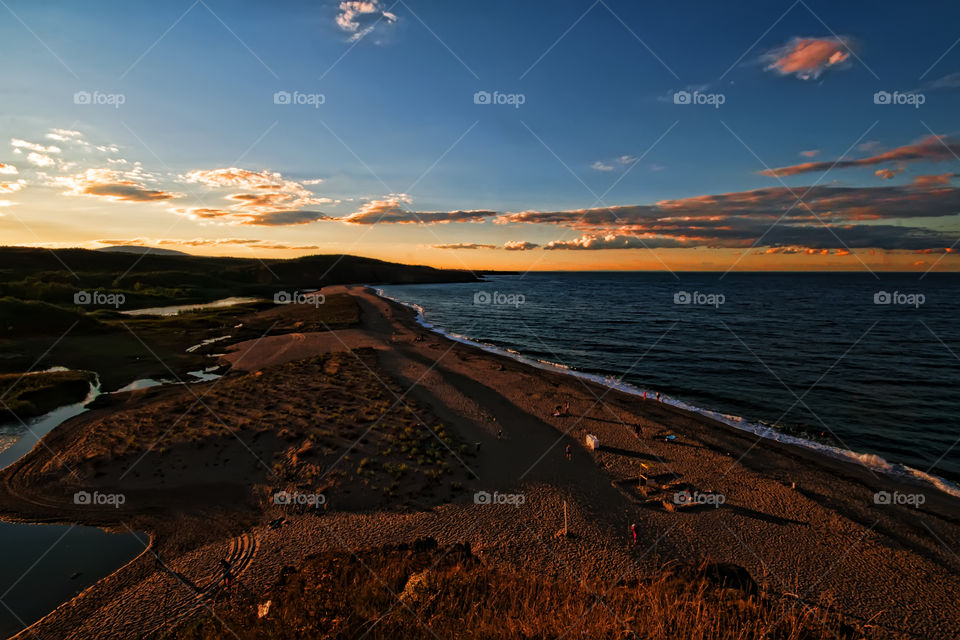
left=375, top=286, right=960, bottom=501
left=0, top=285, right=958, bottom=638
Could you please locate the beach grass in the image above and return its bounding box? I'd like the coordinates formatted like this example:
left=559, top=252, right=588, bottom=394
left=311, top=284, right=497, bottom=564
left=175, top=542, right=858, bottom=640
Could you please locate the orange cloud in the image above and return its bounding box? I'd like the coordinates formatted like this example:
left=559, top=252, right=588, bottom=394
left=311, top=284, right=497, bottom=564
left=496, top=181, right=960, bottom=252
left=0, top=179, right=25, bottom=194
left=178, top=168, right=332, bottom=226
left=912, top=173, right=956, bottom=188
left=0, top=162, right=17, bottom=175
left=341, top=197, right=496, bottom=225
left=762, top=135, right=960, bottom=177
left=801, top=150, right=820, bottom=158
left=96, top=237, right=321, bottom=251
left=875, top=168, right=902, bottom=180
left=56, top=167, right=181, bottom=203
left=763, top=37, right=852, bottom=80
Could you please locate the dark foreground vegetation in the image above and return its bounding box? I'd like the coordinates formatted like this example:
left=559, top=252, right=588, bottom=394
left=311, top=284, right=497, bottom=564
left=175, top=541, right=859, bottom=640
left=0, top=246, right=477, bottom=309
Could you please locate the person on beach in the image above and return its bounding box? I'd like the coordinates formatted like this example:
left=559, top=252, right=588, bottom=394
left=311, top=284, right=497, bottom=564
left=643, top=390, right=647, bottom=401
left=497, top=428, right=503, bottom=440
left=553, top=404, right=563, bottom=417
left=563, top=402, right=570, bottom=416
left=656, top=392, right=662, bottom=402
left=220, top=559, right=234, bottom=593
left=633, top=423, right=642, bottom=438
left=630, top=523, right=639, bottom=545
left=565, top=444, right=572, bottom=461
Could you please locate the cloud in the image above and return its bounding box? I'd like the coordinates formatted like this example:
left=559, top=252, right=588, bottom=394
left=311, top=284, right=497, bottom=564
left=431, top=242, right=497, bottom=250
left=340, top=197, right=496, bottom=224
left=45, top=129, right=84, bottom=143
left=496, top=180, right=960, bottom=252
left=801, top=150, right=820, bottom=158
left=592, top=155, right=637, bottom=171
left=927, top=72, right=960, bottom=90
left=336, top=1, right=397, bottom=42
left=172, top=207, right=329, bottom=227
left=503, top=240, right=539, bottom=251
left=544, top=234, right=688, bottom=250
left=762, top=36, right=852, bottom=80
left=11, top=138, right=61, bottom=154
left=96, top=237, right=321, bottom=251
left=178, top=168, right=332, bottom=226
left=760, top=135, right=960, bottom=177
left=56, top=167, right=182, bottom=203
left=912, top=173, right=958, bottom=188
left=26, top=152, right=56, bottom=167
left=0, top=180, right=26, bottom=194
left=0, top=163, right=17, bottom=175
left=875, top=167, right=902, bottom=180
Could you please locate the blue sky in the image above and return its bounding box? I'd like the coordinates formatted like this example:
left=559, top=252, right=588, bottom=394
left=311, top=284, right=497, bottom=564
left=2, top=0, right=960, bottom=270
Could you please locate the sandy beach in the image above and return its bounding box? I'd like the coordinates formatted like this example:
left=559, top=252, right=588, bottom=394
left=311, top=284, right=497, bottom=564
left=0, top=285, right=958, bottom=639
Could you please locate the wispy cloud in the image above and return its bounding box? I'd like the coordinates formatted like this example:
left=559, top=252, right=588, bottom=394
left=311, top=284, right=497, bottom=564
left=56, top=166, right=182, bottom=202
left=341, top=196, right=496, bottom=224
left=761, top=135, right=960, bottom=177
left=431, top=242, right=497, bottom=250
left=96, top=237, right=322, bottom=251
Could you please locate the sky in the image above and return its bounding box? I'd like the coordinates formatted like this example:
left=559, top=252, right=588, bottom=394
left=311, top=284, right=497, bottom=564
left=2, top=0, right=960, bottom=272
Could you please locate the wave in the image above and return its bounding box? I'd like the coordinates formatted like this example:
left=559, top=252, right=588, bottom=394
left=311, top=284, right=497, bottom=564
left=375, top=287, right=960, bottom=500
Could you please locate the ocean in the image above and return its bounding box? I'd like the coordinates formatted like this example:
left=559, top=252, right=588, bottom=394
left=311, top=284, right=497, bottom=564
left=378, top=272, right=960, bottom=496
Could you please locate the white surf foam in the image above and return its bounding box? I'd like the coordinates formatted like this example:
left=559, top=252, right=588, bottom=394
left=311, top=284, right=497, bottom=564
left=375, top=287, right=960, bottom=500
